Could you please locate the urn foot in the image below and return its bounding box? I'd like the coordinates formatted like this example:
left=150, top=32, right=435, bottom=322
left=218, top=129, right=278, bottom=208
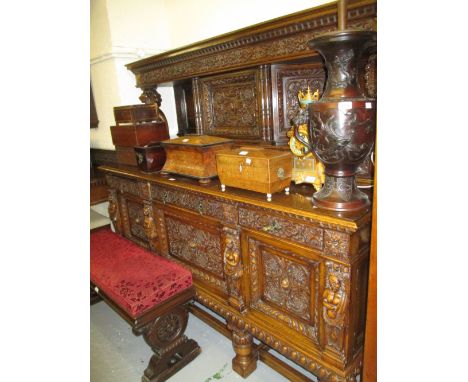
left=312, top=175, right=369, bottom=212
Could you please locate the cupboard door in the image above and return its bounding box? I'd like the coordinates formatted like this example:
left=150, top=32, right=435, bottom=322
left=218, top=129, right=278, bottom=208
left=162, top=207, right=228, bottom=296
left=242, top=230, right=321, bottom=344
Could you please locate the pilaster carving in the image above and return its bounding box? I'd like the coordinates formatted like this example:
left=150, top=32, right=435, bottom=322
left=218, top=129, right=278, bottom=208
left=223, top=227, right=245, bottom=312
left=323, top=261, right=350, bottom=358
left=107, top=189, right=122, bottom=233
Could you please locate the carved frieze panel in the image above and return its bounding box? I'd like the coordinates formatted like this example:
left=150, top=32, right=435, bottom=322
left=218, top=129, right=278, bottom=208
left=324, top=230, right=350, bottom=260
left=271, top=64, right=325, bottom=144
left=131, top=3, right=377, bottom=86
left=151, top=184, right=238, bottom=225
left=239, top=207, right=323, bottom=251
left=323, top=261, right=351, bottom=358
left=165, top=215, right=224, bottom=278
left=106, top=175, right=141, bottom=198
left=247, top=237, right=319, bottom=341
left=199, top=70, right=261, bottom=138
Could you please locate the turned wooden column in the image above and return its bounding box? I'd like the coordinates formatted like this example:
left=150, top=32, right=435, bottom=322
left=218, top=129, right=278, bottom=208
left=228, top=320, right=258, bottom=377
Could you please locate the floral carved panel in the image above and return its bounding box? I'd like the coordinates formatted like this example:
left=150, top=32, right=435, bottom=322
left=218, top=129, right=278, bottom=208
left=272, top=65, right=325, bottom=143
left=165, top=216, right=223, bottom=278
left=199, top=70, right=261, bottom=138
left=248, top=237, right=319, bottom=341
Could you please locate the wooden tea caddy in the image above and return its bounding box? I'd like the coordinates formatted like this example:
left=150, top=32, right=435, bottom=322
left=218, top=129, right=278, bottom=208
left=160, top=135, right=233, bottom=183
left=216, top=147, right=293, bottom=201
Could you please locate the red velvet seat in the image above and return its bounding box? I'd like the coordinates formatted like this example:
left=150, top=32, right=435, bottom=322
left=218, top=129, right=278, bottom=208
left=90, top=228, right=192, bottom=318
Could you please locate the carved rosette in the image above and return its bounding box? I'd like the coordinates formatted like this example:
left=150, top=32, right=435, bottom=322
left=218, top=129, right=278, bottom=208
left=323, top=261, right=350, bottom=357
left=107, top=190, right=122, bottom=233
left=223, top=227, right=244, bottom=311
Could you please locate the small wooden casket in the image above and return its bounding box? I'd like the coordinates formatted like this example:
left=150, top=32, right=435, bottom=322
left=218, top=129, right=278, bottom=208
left=161, top=135, right=233, bottom=183
left=110, top=104, right=170, bottom=148
left=134, top=143, right=166, bottom=173
left=216, top=147, right=293, bottom=200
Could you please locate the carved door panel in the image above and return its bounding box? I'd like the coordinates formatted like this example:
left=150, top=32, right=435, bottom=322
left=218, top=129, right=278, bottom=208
left=241, top=229, right=322, bottom=345
left=118, top=194, right=150, bottom=249
left=197, top=69, right=265, bottom=141
left=161, top=206, right=228, bottom=296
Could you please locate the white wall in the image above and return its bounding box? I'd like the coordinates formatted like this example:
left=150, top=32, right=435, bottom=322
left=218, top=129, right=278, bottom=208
left=90, top=0, right=333, bottom=149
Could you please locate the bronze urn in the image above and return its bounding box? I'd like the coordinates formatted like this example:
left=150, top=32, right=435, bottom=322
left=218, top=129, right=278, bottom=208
left=296, top=29, right=376, bottom=212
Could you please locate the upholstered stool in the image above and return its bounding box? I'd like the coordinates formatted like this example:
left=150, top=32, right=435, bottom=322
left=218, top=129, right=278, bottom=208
left=91, top=228, right=201, bottom=382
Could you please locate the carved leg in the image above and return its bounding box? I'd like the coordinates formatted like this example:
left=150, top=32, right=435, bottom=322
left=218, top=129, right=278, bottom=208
left=230, top=328, right=258, bottom=378
left=138, top=306, right=201, bottom=382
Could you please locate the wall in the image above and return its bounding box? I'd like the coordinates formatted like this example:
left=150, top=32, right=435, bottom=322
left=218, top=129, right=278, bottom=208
left=90, top=0, right=332, bottom=149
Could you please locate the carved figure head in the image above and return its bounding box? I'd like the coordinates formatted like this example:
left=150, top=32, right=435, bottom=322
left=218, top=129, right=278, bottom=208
left=329, top=274, right=341, bottom=291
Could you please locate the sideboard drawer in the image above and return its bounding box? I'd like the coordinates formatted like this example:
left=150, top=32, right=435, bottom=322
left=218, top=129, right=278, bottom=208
left=118, top=195, right=149, bottom=248
left=162, top=207, right=228, bottom=295
left=238, top=206, right=323, bottom=251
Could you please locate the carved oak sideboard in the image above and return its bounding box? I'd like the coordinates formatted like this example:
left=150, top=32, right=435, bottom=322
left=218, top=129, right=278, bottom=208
left=101, top=165, right=371, bottom=382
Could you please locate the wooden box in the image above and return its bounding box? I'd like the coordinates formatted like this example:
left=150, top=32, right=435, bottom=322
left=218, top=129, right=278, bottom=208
left=161, top=135, right=233, bottom=183
left=111, top=104, right=169, bottom=147
left=216, top=147, right=293, bottom=199
left=134, top=143, right=166, bottom=173
left=111, top=121, right=169, bottom=147
left=114, top=104, right=162, bottom=125
left=115, top=146, right=138, bottom=166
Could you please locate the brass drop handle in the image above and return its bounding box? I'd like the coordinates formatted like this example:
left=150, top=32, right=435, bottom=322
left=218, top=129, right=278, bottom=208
left=262, top=221, right=282, bottom=233
left=162, top=191, right=168, bottom=204
left=135, top=217, right=140, bottom=224
left=197, top=201, right=204, bottom=215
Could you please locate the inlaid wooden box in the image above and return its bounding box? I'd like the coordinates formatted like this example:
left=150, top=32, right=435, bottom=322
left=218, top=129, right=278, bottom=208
left=161, top=135, right=233, bottom=183
left=216, top=147, right=293, bottom=199
left=134, top=143, right=166, bottom=173
left=115, top=146, right=138, bottom=166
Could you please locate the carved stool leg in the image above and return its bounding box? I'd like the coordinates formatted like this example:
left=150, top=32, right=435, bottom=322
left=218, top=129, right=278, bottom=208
left=230, top=328, right=258, bottom=378
left=138, top=306, right=201, bottom=382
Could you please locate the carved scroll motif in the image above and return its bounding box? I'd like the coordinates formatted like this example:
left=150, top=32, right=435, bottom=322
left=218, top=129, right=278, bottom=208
left=323, top=261, right=350, bottom=356
left=223, top=227, right=245, bottom=311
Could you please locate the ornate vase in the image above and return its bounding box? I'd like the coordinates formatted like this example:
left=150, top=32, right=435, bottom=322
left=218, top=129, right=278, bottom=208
left=298, top=30, right=376, bottom=212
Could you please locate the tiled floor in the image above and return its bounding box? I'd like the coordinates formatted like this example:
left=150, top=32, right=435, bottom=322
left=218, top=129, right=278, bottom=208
left=91, top=301, right=318, bottom=382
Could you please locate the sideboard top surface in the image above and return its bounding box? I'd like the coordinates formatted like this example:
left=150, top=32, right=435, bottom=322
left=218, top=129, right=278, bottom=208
left=100, top=165, right=371, bottom=231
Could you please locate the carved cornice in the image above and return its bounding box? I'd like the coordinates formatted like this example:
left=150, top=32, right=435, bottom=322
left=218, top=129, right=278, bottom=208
left=126, top=0, right=377, bottom=86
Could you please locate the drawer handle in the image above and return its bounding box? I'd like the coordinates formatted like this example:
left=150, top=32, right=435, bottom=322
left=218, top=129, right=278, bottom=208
left=135, top=218, right=140, bottom=224
left=262, top=221, right=282, bottom=233
left=162, top=191, right=168, bottom=204
left=197, top=201, right=204, bottom=215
